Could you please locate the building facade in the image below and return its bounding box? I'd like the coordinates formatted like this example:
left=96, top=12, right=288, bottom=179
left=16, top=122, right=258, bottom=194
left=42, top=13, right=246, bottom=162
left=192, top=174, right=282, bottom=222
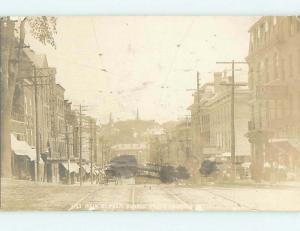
left=189, top=72, right=251, bottom=165
left=246, top=16, right=300, bottom=181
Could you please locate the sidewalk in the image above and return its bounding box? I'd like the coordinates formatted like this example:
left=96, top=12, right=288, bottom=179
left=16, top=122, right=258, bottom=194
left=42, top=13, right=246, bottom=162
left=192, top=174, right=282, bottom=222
left=180, top=177, right=300, bottom=189
left=207, top=179, right=300, bottom=188
left=0, top=178, right=99, bottom=211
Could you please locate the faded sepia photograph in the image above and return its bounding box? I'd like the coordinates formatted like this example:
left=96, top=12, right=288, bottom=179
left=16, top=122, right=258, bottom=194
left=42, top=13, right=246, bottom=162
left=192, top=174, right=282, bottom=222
left=1, top=16, right=300, bottom=211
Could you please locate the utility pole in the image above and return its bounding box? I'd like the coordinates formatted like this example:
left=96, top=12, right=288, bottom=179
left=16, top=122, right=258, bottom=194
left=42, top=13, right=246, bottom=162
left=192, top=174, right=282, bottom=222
left=186, top=72, right=201, bottom=159
left=166, top=131, right=170, bottom=165
left=185, top=115, right=190, bottom=159
left=65, top=125, right=70, bottom=185
left=79, top=104, right=83, bottom=186
left=101, top=139, right=104, bottom=169
left=89, top=136, right=93, bottom=184
left=216, top=60, right=247, bottom=182
left=33, top=66, right=40, bottom=182
left=197, top=72, right=200, bottom=110
left=196, top=72, right=202, bottom=160
left=89, top=121, right=94, bottom=184
left=75, top=104, right=88, bottom=186
left=19, top=67, right=54, bottom=182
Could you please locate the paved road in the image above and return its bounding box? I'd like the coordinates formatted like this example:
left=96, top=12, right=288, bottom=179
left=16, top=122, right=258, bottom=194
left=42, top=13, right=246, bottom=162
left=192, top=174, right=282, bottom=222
left=68, top=183, right=300, bottom=211
left=2, top=179, right=300, bottom=211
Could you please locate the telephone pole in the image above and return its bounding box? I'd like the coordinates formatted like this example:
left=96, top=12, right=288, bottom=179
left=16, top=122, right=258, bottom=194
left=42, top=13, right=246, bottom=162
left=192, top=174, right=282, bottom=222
left=18, top=66, right=55, bottom=182
left=79, top=105, right=83, bottom=186
left=196, top=72, right=202, bottom=160
left=216, top=60, right=247, bottom=182
left=186, top=72, right=202, bottom=160
left=75, top=104, right=88, bottom=186
left=33, top=66, right=40, bottom=182
left=101, top=139, right=104, bottom=169
left=89, top=136, right=93, bottom=184
left=65, top=125, right=71, bottom=185
left=184, top=115, right=191, bottom=159
left=197, top=72, right=200, bottom=107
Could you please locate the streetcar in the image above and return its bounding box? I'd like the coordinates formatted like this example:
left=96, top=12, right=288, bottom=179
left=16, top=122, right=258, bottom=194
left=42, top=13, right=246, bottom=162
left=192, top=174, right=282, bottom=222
left=103, top=155, right=138, bottom=184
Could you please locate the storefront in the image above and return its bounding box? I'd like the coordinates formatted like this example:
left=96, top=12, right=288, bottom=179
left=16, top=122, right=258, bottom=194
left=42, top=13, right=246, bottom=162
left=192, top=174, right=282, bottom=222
left=265, top=139, right=300, bottom=181
left=11, top=134, right=44, bottom=181
left=59, top=162, right=80, bottom=184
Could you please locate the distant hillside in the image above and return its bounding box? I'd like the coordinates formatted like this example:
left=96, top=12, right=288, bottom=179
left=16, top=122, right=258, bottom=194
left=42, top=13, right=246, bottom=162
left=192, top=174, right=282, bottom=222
left=161, top=121, right=180, bottom=131
left=101, top=119, right=160, bottom=144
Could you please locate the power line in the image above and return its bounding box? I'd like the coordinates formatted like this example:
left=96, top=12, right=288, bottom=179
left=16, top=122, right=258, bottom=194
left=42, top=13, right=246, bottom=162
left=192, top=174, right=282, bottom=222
left=91, top=17, right=101, bottom=53
left=159, top=18, right=196, bottom=104
left=216, top=60, right=247, bottom=183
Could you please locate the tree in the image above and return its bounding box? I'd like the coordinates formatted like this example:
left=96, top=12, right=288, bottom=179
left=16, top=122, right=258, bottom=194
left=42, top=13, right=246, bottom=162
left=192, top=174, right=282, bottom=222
left=199, top=160, right=217, bottom=177
left=0, top=16, right=57, bottom=177
left=176, top=165, right=190, bottom=180
left=159, top=165, right=176, bottom=183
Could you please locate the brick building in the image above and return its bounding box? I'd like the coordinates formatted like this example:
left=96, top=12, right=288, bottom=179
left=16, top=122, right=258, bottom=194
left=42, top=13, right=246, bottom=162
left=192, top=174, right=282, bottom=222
left=246, top=16, right=300, bottom=181
left=189, top=72, right=251, bottom=165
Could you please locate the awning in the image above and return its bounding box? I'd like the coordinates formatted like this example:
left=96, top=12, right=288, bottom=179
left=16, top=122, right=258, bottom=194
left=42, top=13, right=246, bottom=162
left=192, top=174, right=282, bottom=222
left=202, top=146, right=221, bottom=156
left=220, top=152, right=231, bottom=157
left=241, top=162, right=251, bottom=168
left=61, top=162, right=79, bottom=173
left=268, top=139, right=300, bottom=156
left=264, top=162, right=271, bottom=168
left=82, top=164, right=91, bottom=174
left=11, top=134, right=41, bottom=161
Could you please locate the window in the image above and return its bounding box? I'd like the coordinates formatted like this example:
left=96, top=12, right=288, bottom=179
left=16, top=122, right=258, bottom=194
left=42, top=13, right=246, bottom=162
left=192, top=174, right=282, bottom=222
left=257, top=63, right=261, bottom=83
left=274, top=100, right=278, bottom=119
left=289, top=54, right=293, bottom=78
left=289, top=94, right=294, bottom=117
left=281, top=58, right=285, bottom=80
left=273, top=53, right=279, bottom=79
left=297, top=16, right=300, bottom=32
left=288, top=16, right=294, bottom=35
left=298, top=92, right=300, bottom=114
left=282, top=100, right=287, bottom=117
left=264, top=58, right=269, bottom=83
left=265, top=21, right=269, bottom=32
left=266, top=101, right=270, bottom=127
left=273, top=16, right=277, bottom=26
left=298, top=50, right=300, bottom=77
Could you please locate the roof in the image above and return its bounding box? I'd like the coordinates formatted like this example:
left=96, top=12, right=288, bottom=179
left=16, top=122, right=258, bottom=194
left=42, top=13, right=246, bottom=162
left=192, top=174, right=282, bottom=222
left=248, top=16, right=264, bottom=32
left=23, top=48, right=48, bottom=68
left=55, top=83, right=65, bottom=92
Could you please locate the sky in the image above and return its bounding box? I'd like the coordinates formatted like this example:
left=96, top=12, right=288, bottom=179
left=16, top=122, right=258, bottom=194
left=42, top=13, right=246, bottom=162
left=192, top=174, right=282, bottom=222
left=27, top=16, right=259, bottom=124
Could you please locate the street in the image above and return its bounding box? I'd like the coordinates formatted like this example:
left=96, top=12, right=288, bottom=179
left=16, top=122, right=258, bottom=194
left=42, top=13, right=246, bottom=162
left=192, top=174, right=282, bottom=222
left=2, top=179, right=300, bottom=211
